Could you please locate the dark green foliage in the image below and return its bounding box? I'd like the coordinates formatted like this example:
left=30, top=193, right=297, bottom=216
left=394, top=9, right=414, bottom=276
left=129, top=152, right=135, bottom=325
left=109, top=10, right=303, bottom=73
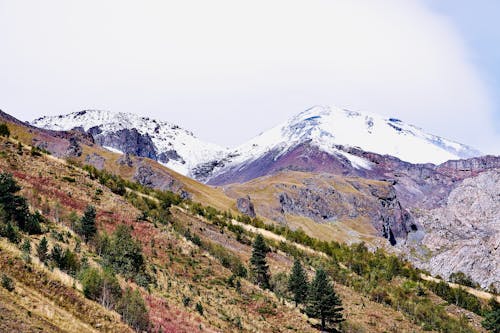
left=37, top=236, right=49, bottom=263
left=183, top=295, right=191, bottom=307
left=25, top=211, right=43, bottom=235
left=196, top=302, right=204, bottom=316
left=100, top=225, right=150, bottom=286
left=30, top=146, right=42, bottom=157
left=51, top=244, right=64, bottom=265
left=0, top=173, right=43, bottom=237
left=1, top=273, right=15, bottom=291
left=449, top=271, right=479, bottom=288
left=288, top=259, right=308, bottom=307
left=79, top=205, right=97, bottom=242
left=51, top=244, right=80, bottom=275
left=21, top=238, right=31, bottom=254
left=0, top=123, right=10, bottom=137
left=305, top=269, right=344, bottom=332
left=184, top=229, right=202, bottom=246
left=80, top=267, right=122, bottom=309
left=250, top=234, right=270, bottom=289
left=116, top=287, right=149, bottom=332
left=2, top=222, right=20, bottom=243
left=426, top=280, right=482, bottom=315
left=482, top=299, right=500, bottom=333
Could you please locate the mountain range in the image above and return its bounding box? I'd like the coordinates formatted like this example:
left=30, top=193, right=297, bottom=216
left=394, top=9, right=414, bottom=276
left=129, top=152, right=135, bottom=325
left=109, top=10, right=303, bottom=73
left=31, top=105, right=481, bottom=183
left=29, top=106, right=499, bottom=288
left=0, top=106, right=498, bottom=332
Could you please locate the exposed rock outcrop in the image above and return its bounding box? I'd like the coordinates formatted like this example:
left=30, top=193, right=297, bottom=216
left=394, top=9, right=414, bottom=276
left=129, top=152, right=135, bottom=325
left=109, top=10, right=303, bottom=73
left=66, top=137, right=83, bottom=157
left=85, top=153, right=106, bottom=170
left=134, top=162, right=190, bottom=199
left=273, top=174, right=416, bottom=245
left=236, top=195, right=256, bottom=218
left=406, top=170, right=500, bottom=289
left=117, top=153, right=134, bottom=167
left=91, top=127, right=158, bottom=160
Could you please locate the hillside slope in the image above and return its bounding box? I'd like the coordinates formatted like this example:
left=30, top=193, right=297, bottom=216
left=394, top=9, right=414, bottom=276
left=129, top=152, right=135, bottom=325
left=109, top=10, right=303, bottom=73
left=1, top=111, right=493, bottom=332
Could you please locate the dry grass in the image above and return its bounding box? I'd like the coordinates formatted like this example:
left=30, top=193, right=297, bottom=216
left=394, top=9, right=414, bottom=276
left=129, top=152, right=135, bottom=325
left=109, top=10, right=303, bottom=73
left=0, top=240, right=132, bottom=333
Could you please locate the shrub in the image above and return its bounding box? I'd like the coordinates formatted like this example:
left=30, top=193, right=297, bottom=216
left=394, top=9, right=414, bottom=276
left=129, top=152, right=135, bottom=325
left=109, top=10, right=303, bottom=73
left=80, top=267, right=122, bottom=309
left=1, top=222, right=20, bottom=243
left=0, top=123, right=10, bottom=137
left=116, top=287, right=149, bottom=332
left=101, top=224, right=150, bottom=286
left=79, top=205, right=97, bottom=242
left=37, top=237, right=49, bottom=263
left=196, top=302, right=204, bottom=316
left=1, top=274, right=15, bottom=291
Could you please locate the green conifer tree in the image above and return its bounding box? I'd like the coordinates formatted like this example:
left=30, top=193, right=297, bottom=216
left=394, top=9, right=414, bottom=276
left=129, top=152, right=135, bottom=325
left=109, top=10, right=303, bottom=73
left=305, top=268, right=344, bottom=332
left=288, top=258, right=308, bottom=307
left=80, top=205, right=97, bottom=241
left=250, top=234, right=270, bottom=289
left=37, top=236, right=49, bottom=263
left=0, top=123, right=10, bottom=137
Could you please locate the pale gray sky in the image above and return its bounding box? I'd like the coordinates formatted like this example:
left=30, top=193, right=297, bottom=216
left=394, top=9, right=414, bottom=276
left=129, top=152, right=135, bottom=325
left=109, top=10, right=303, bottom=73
left=0, top=0, right=499, bottom=154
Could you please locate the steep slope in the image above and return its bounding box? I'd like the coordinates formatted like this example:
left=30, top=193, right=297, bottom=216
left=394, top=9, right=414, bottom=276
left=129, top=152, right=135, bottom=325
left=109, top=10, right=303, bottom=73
left=195, top=105, right=481, bottom=184
left=31, top=109, right=225, bottom=175
left=1, top=111, right=474, bottom=333
left=1, top=110, right=235, bottom=213
left=224, top=171, right=415, bottom=247
left=407, top=170, right=500, bottom=290
left=30, top=105, right=481, bottom=184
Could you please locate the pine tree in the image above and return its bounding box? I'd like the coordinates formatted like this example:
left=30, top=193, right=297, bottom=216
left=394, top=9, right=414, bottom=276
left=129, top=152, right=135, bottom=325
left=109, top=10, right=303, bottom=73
left=250, top=234, right=270, bottom=289
left=288, top=258, right=308, bottom=307
left=37, top=236, right=49, bottom=263
left=0, top=123, right=10, bottom=137
left=305, top=268, right=344, bottom=332
left=80, top=205, right=97, bottom=241
left=482, top=299, right=500, bottom=333
left=21, top=238, right=31, bottom=254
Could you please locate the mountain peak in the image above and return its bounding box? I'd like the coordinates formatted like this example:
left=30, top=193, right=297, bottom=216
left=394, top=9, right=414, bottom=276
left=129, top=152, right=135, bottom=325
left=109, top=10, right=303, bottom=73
left=31, top=110, right=225, bottom=175
left=280, top=105, right=481, bottom=164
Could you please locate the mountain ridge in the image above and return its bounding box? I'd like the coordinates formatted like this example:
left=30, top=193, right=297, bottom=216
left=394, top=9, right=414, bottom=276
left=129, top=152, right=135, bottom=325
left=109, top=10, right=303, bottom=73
left=30, top=106, right=483, bottom=184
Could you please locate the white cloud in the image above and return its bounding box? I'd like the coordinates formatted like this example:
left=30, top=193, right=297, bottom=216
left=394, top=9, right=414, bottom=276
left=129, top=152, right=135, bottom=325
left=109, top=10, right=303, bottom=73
left=0, top=0, right=498, bottom=154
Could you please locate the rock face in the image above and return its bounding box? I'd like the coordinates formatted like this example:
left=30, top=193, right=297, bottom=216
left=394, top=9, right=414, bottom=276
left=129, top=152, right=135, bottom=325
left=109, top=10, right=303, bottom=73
left=90, top=127, right=158, bottom=160
left=117, top=153, right=134, bottom=167
left=133, top=162, right=190, bottom=199
left=66, top=137, right=83, bottom=157
left=229, top=173, right=417, bottom=245
left=84, top=153, right=106, bottom=170
left=31, top=110, right=224, bottom=176
left=406, top=170, right=500, bottom=289
left=236, top=196, right=256, bottom=218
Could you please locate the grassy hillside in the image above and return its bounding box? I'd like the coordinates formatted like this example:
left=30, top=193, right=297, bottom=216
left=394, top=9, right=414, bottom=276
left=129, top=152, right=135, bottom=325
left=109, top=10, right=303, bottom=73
left=0, top=118, right=496, bottom=332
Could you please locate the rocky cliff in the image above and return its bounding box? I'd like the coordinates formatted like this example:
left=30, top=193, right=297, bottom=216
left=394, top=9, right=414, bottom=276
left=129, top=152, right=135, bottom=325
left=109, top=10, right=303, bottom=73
left=406, top=170, right=500, bottom=289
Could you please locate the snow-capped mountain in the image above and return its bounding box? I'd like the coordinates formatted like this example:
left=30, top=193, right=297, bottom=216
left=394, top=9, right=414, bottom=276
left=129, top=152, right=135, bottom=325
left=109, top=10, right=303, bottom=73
left=242, top=105, right=479, bottom=163
left=194, top=105, right=482, bottom=183
left=31, top=110, right=225, bottom=175
left=31, top=106, right=481, bottom=182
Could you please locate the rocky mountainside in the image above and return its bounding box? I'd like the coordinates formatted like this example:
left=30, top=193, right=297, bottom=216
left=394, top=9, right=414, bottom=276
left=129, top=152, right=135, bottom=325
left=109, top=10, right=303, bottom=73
left=23, top=108, right=500, bottom=294
left=4, top=109, right=484, bottom=333
left=195, top=105, right=481, bottom=184
left=407, top=170, right=500, bottom=290
left=31, top=110, right=225, bottom=175
left=31, top=106, right=482, bottom=184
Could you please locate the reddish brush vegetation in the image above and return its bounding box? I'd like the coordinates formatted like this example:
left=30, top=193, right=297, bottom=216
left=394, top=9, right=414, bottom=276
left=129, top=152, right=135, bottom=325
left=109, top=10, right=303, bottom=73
left=99, top=216, right=171, bottom=261
left=13, top=171, right=86, bottom=211
left=144, top=294, right=207, bottom=333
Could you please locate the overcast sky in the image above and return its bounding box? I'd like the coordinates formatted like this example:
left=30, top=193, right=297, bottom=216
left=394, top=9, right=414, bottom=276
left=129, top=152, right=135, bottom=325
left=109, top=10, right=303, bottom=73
left=1, top=0, right=499, bottom=154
